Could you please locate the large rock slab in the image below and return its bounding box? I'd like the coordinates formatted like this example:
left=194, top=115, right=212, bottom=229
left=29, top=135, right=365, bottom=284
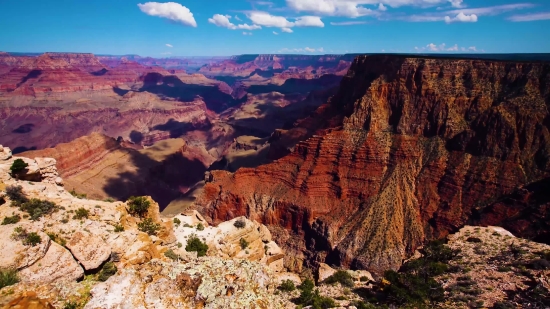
left=66, top=231, right=111, bottom=270
left=0, top=225, right=49, bottom=270
left=19, top=242, right=84, bottom=284
left=0, top=145, right=12, bottom=161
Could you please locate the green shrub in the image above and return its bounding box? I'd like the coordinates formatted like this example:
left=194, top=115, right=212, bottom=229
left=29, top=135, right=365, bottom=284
left=185, top=235, right=208, bottom=257
left=493, top=301, right=515, bottom=309
left=2, top=214, right=21, bottom=225
left=278, top=279, right=296, bottom=292
left=73, top=208, right=90, bottom=220
left=360, top=276, right=370, bottom=282
left=498, top=266, right=512, bottom=272
left=295, top=278, right=335, bottom=309
left=5, top=185, right=28, bottom=206
left=323, top=270, right=354, bottom=288
left=97, top=262, right=117, bottom=282
left=173, top=217, right=181, bottom=226
left=10, top=159, right=28, bottom=175
left=127, top=196, right=150, bottom=217
left=196, top=223, right=204, bottom=231
left=298, top=278, right=315, bottom=291
left=104, top=197, right=115, bottom=202
left=19, top=198, right=57, bottom=220
left=137, top=218, right=160, bottom=236
left=239, top=238, right=249, bottom=249
left=23, top=232, right=42, bottom=246
left=47, top=232, right=67, bottom=247
left=114, top=224, right=124, bottom=232
left=63, top=301, right=80, bottom=309
left=466, top=237, right=482, bottom=243
left=234, top=219, right=246, bottom=229
left=0, top=268, right=19, bottom=289
left=164, top=249, right=180, bottom=261
left=69, top=189, right=87, bottom=199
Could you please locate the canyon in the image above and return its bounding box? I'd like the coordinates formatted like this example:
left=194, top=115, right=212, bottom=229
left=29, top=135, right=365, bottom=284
left=194, top=55, right=550, bottom=274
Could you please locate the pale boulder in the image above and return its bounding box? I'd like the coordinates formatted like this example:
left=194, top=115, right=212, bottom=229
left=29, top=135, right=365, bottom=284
left=318, top=263, right=336, bottom=282
left=0, top=225, right=49, bottom=270
left=66, top=231, right=111, bottom=270
left=0, top=145, right=12, bottom=161
left=275, top=272, right=302, bottom=285
left=19, top=242, right=84, bottom=284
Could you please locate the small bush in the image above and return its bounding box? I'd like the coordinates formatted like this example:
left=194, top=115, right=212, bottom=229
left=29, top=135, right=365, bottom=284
left=324, top=270, right=354, bottom=287
left=185, top=235, right=208, bottom=257
left=164, top=249, right=180, bottom=261
left=2, top=214, right=21, bottom=225
left=173, top=217, right=181, bottom=226
left=360, top=276, right=370, bottom=282
left=97, top=262, right=117, bottom=282
left=296, top=278, right=335, bottom=309
left=104, top=197, right=115, bottom=202
left=114, top=224, right=124, bottom=232
left=240, top=238, right=249, bottom=249
left=63, top=301, right=80, bottom=309
left=234, top=219, right=246, bottom=229
left=137, top=218, right=160, bottom=236
left=23, top=232, right=42, bottom=246
left=10, top=159, right=28, bottom=175
left=498, top=266, right=512, bottom=272
left=73, top=208, right=90, bottom=220
left=20, top=198, right=57, bottom=220
left=69, top=189, right=87, bottom=199
left=278, top=279, right=296, bottom=292
left=47, top=232, right=67, bottom=247
left=0, top=268, right=19, bottom=289
left=5, top=185, right=28, bottom=206
left=196, top=223, right=204, bottom=231
left=127, top=196, right=150, bottom=217
left=493, top=301, right=516, bottom=309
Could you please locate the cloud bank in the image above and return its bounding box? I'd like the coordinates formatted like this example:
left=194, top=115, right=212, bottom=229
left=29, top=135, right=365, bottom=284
left=138, top=2, right=197, bottom=27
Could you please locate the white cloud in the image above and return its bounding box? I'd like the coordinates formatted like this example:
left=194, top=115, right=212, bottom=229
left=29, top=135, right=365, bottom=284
left=286, top=0, right=377, bottom=18
left=243, top=32, right=253, bottom=35
left=448, top=0, right=463, bottom=8
left=378, top=3, right=387, bottom=11
left=508, top=12, right=550, bottom=22
left=160, top=52, right=172, bottom=55
left=330, top=21, right=368, bottom=25
left=415, top=43, right=478, bottom=52
left=138, top=2, right=197, bottom=27
left=165, top=43, right=173, bottom=48
left=273, top=31, right=279, bottom=35
left=294, top=16, right=325, bottom=27
left=235, top=15, right=242, bottom=21
left=279, top=47, right=324, bottom=53
left=403, top=3, right=534, bottom=23
left=208, top=14, right=262, bottom=30
left=444, top=12, right=478, bottom=23
left=246, top=11, right=324, bottom=33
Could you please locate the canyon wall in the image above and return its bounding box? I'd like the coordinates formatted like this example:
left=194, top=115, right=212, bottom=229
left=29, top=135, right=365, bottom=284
left=195, top=55, right=550, bottom=274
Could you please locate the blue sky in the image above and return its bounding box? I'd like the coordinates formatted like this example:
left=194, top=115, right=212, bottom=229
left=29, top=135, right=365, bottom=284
left=0, top=0, right=549, bottom=56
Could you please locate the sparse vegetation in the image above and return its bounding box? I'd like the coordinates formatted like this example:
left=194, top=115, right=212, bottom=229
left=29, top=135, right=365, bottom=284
left=294, top=278, right=336, bottom=309
left=164, top=249, right=180, bottom=261
left=234, top=219, right=246, bottom=229
left=63, top=301, right=80, bottom=309
left=47, top=232, right=67, bottom=247
left=278, top=279, right=296, bottom=292
left=10, top=159, right=28, bottom=175
left=19, top=198, right=57, bottom=220
left=69, top=189, right=87, bottom=199
left=196, top=222, right=204, bottom=231
left=239, top=237, right=249, bottom=249
left=185, top=235, right=208, bottom=257
left=137, top=218, right=160, bottom=236
left=360, top=276, right=370, bottom=282
left=97, top=262, right=117, bottom=282
left=323, top=270, right=354, bottom=288
left=173, top=217, right=181, bottom=226
left=4, top=185, right=28, bottom=206
left=0, top=268, right=19, bottom=289
left=73, top=207, right=90, bottom=220
left=1, top=214, right=21, bottom=225
left=127, top=196, right=150, bottom=217
left=113, top=224, right=124, bottom=232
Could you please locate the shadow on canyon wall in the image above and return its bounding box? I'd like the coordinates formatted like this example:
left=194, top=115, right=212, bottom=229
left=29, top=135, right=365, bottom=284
left=247, top=74, right=342, bottom=95
left=139, top=73, right=245, bottom=113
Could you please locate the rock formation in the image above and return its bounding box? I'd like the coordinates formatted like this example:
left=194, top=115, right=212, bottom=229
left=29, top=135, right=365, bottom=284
left=0, top=146, right=292, bottom=308
left=195, top=55, right=550, bottom=274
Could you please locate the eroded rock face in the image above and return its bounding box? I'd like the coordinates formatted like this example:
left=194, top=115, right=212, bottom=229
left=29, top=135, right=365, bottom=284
left=67, top=231, right=111, bottom=270
left=195, top=55, right=550, bottom=274
left=0, top=225, right=49, bottom=270
left=19, top=242, right=84, bottom=284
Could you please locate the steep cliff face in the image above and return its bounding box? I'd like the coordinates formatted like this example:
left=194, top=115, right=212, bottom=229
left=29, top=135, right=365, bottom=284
left=195, top=55, right=550, bottom=274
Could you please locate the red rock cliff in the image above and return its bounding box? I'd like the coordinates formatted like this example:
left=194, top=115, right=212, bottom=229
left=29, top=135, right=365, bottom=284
left=195, top=55, right=550, bottom=274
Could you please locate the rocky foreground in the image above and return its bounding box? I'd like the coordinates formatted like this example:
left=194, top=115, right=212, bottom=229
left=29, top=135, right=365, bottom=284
left=1, top=144, right=549, bottom=308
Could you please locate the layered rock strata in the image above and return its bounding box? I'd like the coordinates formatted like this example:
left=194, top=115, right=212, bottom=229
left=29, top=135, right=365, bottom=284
left=195, top=55, right=550, bottom=274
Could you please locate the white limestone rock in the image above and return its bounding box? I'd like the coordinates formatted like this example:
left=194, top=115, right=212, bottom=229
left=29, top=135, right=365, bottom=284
left=67, top=231, right=111, bottom=270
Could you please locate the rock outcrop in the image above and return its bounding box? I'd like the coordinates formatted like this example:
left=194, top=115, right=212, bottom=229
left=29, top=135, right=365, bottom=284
left=195, top=55, right=550, bottom=274
left=66, top=231, right=112, bottom=270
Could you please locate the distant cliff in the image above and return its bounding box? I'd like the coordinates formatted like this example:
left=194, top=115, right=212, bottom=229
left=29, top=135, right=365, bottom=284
left=195, top=55, right=550, bottom=274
